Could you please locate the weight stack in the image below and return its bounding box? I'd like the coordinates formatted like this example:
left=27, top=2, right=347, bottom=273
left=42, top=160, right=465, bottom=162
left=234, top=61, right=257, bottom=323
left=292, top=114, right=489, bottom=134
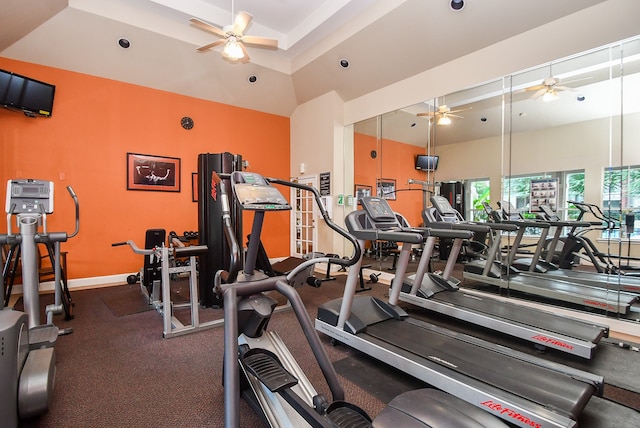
left=197, top=153, right=243, bottom=307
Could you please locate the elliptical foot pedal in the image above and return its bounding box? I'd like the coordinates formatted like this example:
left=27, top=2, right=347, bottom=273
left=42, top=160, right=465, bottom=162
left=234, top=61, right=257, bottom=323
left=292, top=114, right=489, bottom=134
left=241, top=348, right=298, bottom=392
left=325, top=401, right=372, bottom=428
left=28, top=325, right=58, bottom=350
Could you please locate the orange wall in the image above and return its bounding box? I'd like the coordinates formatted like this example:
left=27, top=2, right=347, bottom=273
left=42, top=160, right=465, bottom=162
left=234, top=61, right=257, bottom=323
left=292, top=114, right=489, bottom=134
left=0, top=58, right=291, bottom=280
left=354, top=133, right=429, bottom=227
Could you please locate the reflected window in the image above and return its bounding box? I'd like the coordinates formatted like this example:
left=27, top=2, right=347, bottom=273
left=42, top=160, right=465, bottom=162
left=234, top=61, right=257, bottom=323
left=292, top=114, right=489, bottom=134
left=502, top=170, right=585, bottom=235
left=467, top=178, right=490, bottom=221
left=602, top=165, right=640, bottom=239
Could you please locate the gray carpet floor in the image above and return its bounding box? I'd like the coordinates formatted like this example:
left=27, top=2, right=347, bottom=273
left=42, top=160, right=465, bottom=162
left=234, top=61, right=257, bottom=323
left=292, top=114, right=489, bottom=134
left=14, top=260, right=640, bottom=427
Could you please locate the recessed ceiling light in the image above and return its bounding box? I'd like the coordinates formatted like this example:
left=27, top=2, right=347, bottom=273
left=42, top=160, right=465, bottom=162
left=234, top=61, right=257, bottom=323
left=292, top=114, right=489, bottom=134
left=450, top=0, right=465, bottom=11
left=339, top=58, right=350, bottom=69
left=577, top=95, right=586, bottom=102
left=118, top=38, right=130, bottom=49
left=248, top=75, right=258, bottom=84
left=410, top=122, right=417, bottom=127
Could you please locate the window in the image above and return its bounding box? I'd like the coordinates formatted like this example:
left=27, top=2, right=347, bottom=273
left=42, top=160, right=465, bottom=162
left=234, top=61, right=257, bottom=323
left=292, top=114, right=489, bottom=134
left=602, top=165, right=640, bottom=238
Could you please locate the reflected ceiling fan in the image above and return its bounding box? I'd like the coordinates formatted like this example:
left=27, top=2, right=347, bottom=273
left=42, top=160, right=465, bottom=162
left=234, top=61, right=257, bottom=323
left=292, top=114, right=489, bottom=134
left=190, top=3, right=278, bottom=63
left=524, top=77, right=575, bottom=102
left=417, top=105, right=470, bottom=125
left=524, top=75, right=590, bottom=102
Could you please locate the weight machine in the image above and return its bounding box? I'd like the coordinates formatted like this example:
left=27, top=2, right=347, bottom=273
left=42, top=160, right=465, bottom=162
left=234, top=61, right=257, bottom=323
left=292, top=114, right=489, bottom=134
left=112, top=236, right=215, bottom=338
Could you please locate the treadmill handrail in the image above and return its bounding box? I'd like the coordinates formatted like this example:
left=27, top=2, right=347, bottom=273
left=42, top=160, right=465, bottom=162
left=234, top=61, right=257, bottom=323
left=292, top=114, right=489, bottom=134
left=503, top=219, right=551, bottom=229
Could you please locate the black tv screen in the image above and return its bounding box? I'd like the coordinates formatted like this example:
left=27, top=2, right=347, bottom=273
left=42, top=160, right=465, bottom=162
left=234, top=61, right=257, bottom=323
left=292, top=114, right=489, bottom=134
left=415, top=155, right=439, bottom=171
left=0, top=69, right=55, bottom=117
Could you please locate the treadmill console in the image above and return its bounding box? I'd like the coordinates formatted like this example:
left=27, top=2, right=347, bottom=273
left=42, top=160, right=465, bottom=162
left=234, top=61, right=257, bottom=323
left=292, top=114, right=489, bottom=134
left=5, top=179, right=54, bottom=214
left=539, top=205, right=559, bottom=221
left=430, top=195, right=459, bottom=223
left=231, top=172, right=291, bottom=211
left=359, top=197, right=401, bottom=230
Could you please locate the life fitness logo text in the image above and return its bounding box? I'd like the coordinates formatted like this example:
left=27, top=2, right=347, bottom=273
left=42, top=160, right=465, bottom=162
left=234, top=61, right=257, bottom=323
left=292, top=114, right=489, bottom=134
left=481, top=400, right=542, bottom=428
left=532, top=335, right=574, bottom=350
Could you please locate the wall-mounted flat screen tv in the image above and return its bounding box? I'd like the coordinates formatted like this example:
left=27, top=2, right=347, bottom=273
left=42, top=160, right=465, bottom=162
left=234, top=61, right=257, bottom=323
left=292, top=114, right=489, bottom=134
left=415, top=154, right=439, bottom=171
left=0, top=69, right=55, bottom=117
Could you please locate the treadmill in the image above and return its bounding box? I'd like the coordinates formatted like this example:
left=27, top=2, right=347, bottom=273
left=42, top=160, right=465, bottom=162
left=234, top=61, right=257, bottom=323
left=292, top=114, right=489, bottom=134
left=403, top=195, right=609, bottom=359
left=464, top=204, right=640, bottom=318
left=316, top=196, right=603, bottom=428
left=518, top=204, right=640, bottom=295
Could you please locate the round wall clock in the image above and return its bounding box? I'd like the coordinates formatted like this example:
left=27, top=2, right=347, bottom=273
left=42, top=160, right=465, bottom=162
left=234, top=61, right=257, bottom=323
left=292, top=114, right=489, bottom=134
left=181, top=116, right=194, bottom=130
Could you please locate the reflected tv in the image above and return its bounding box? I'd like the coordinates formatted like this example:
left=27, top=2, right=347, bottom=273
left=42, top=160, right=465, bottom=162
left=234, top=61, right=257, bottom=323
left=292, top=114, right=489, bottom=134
left=415, top=155, right=439, bottom=171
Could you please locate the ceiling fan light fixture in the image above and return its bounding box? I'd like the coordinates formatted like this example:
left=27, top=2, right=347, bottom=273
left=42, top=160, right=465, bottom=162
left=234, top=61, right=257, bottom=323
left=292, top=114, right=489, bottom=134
left=437, top=115, right=452, bottom=125
left=222, top=36, right=245, bottom=60
left=542, top=89, right=559, bottom=102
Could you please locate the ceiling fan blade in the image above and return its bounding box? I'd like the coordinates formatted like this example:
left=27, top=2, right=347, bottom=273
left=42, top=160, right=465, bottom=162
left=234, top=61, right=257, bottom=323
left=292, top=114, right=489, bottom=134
left=555, top=85, right=576, bottom=91
left=448, top=113, right=464, bottom=119
left=524, top=84, right=546, bottom=92
left=238, top=42, right=251, bottom=62
left=416, top=112, right=436, bottom=117
left=233, top=11, right=253, bottom=35
left=242, top=35, right=278, bottom=48
left=531, top=88, right=547, bottom=99
left=196, top=40, right=225, bottom=52
left=190, top=17, right=227, bottom=38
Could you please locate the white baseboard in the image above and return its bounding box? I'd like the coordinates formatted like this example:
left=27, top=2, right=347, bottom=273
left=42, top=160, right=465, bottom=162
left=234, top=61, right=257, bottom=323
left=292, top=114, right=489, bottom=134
left=10, top=273, right=131, bottom=295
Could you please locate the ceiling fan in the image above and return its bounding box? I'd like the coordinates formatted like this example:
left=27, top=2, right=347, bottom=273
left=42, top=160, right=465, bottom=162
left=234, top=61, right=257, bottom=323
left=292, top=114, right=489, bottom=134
left=190, top=6, right=277, bottom=63
left=523, top=77, right=577, bottom=102
left=417, top=105, right=470, bottom=125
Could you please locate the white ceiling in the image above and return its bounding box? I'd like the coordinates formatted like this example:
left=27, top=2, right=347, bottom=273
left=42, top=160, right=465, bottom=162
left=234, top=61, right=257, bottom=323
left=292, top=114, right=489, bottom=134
left=0, top=0, right=609, bottom=118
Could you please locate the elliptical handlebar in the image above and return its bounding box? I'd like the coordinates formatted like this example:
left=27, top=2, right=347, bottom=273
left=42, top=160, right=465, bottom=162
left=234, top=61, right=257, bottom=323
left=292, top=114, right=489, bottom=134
left=214, top=172, right=362, bottom=287
left=265, top=175, right=362, bottom=270
left=66, top=186, right=80, bottom=239
left=568, top=200, right=617, bottom=229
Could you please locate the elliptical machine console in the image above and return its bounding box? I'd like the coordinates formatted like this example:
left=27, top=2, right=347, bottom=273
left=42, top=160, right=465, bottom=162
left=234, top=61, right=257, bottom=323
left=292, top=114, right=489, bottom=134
left=231, top=172, right=291, bottom=211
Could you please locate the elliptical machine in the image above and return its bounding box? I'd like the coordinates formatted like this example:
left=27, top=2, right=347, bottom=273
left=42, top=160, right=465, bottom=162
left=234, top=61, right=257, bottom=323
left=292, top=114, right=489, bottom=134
left=215, top=171, right=506, bottom=427
left=1, top=179, right=80, bottom=427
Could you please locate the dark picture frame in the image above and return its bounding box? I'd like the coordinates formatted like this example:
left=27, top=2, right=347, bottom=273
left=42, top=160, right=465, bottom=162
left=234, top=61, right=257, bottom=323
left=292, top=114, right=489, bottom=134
left=127, top=152, right=181, bottom=192
left=377, top=178, right=396, bottom=200
left=191, top=172, right=198, bottom=202
left=354, top=184, right=372, bottom=205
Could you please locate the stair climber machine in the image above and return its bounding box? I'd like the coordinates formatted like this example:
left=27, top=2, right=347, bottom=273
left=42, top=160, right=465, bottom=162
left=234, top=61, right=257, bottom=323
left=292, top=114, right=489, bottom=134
left=215, top=171, right=508, bottom=428
left=316, top=196, right=605, bottom=428
left=1, top=179, right=80, bottom=427
left=416, top=195, right=609, bottom=359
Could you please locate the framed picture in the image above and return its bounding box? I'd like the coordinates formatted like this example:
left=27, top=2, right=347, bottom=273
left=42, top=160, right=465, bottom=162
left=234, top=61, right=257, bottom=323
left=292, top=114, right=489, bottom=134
left=191, top=172, right=198, bottom=202
left=377, top=179, right=396, bottom=200
left=354, top=184, right=372, bottom=205
left=127, top=152, right=181, bottom=192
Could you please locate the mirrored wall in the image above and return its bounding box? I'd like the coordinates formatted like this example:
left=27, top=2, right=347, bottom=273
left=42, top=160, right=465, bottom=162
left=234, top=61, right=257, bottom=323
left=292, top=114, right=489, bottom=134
left=351, top=35, right=640, bottom=321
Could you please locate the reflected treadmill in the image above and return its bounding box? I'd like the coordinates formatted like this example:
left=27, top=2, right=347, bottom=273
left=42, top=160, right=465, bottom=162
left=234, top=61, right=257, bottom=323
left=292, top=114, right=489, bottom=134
left=508, top=208, right=640, bottom=295
left=316, top=197, right=603, bottom=428
left=462, top=215, right=640, bottom=318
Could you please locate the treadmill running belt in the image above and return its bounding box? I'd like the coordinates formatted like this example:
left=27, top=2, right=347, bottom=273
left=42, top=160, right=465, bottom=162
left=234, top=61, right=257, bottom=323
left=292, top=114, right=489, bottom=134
left=434, top=292, right=606, bottom=343
left=366, top=319, right=595, bottom=420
